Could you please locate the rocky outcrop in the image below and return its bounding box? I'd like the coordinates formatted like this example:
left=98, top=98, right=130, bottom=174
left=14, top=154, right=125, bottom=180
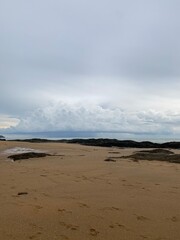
left=62, top=139, right=180, bottom=149
left=9, top=138, right=180, bottom=149
left=121, top=149, right=180, bottom=164
left=8, top=152, right=51, bottom=161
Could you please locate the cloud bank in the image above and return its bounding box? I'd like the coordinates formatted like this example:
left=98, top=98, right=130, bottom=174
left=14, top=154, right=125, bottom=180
left=4, top=102, right=180, bottom=140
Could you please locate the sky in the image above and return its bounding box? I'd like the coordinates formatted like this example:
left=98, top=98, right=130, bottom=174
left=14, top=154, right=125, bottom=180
left=1, top=0, right=180, bottom=140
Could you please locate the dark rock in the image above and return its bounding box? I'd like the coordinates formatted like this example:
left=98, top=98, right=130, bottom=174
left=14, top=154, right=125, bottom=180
left=17, top=192, right=28, bottom=196
left=104, top=158, right=116, bottom=162
left=137, top=149, right=174, bottom=154
left=8, top=152, right=51, bottom=161
left=122, top=149, right=180, bottom=164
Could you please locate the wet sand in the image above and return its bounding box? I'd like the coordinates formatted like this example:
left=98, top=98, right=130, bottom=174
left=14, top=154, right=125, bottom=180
left=0, top=141, right=180, bottom=240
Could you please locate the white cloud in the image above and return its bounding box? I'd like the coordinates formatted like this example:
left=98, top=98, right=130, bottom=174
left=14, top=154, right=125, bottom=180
left=7, top=102, right=180, bottom=138
left=0, top=116, right=19, bottom=129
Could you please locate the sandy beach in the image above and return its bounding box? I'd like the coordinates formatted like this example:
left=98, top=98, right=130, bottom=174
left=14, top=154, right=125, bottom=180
left=0, top=141, right=180, bottom=240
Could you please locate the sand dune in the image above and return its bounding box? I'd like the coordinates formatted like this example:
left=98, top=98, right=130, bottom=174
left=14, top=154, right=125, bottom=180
left=0, top=141, right=180, bottom=240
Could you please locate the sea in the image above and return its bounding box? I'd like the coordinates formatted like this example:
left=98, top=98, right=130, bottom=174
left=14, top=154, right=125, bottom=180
left=2, top=131, right=180, bottom=143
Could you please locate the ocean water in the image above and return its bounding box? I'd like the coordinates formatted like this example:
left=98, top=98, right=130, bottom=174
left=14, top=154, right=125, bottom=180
left=3, top=132, right=97, bottom=141
left=2, top=131, right=180, bottom=143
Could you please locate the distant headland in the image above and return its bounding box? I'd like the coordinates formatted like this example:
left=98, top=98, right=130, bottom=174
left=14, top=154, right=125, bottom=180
left=8, top=138, right=180, bottom=149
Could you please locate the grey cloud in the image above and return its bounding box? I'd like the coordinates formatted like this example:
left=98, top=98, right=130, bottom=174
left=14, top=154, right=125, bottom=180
left=1, top=75, right=180, bottom=119
left=1, top=0, right=180, bottom=78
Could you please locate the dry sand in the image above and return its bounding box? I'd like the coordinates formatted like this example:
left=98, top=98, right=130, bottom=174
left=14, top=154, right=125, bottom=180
left=0, top=141, right=180, bottom=240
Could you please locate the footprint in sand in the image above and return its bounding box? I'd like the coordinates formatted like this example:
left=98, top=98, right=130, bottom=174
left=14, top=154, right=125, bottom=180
left=109, top=225, right=115, bottom=229
left=122, top=183, right=134, bottom=187
left=101, top=206, right=121, bottom=212
left=135, top=214, right=149, bottom=221
left=78, top=203, right=90, bottom=208
left=29, top=232, right=42, bottom=239
left=121, top=179, right=127, bottom=182
left=112, top=207, right=120, bottom=211
left=35, top=205, right=43, bottom=210
left=81, top=176, right=91, bottom=181
left=58, top=208, right=72, bottom=214
left=109, top=223, right=130, bottom=232
left=89, top=228, right=99, bottom=236
left=116, top=223, right=126, bottom=229
left=109, top=224, right=122, bottom=229
left=59, top=221, right=79, bottom=231
left=140, top=235, right=149, bottom=239
left=58, top=208, right=66, bottom=213
left=29, top=236, right=36, bottom=239
left=106, top=181, right=112, bottom=185
left=171, top=216, right=179, bottom=222
left=59, top=235, right=69, bottom=240
left=42, top=193, right=50, bottom=197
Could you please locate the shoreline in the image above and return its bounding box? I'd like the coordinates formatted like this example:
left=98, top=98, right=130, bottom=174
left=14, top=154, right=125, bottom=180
left=5, top=137, right=180, bottom=149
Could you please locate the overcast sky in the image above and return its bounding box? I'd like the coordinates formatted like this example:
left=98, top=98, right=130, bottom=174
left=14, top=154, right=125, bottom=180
left=1, top=0, right=180, bottom=139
